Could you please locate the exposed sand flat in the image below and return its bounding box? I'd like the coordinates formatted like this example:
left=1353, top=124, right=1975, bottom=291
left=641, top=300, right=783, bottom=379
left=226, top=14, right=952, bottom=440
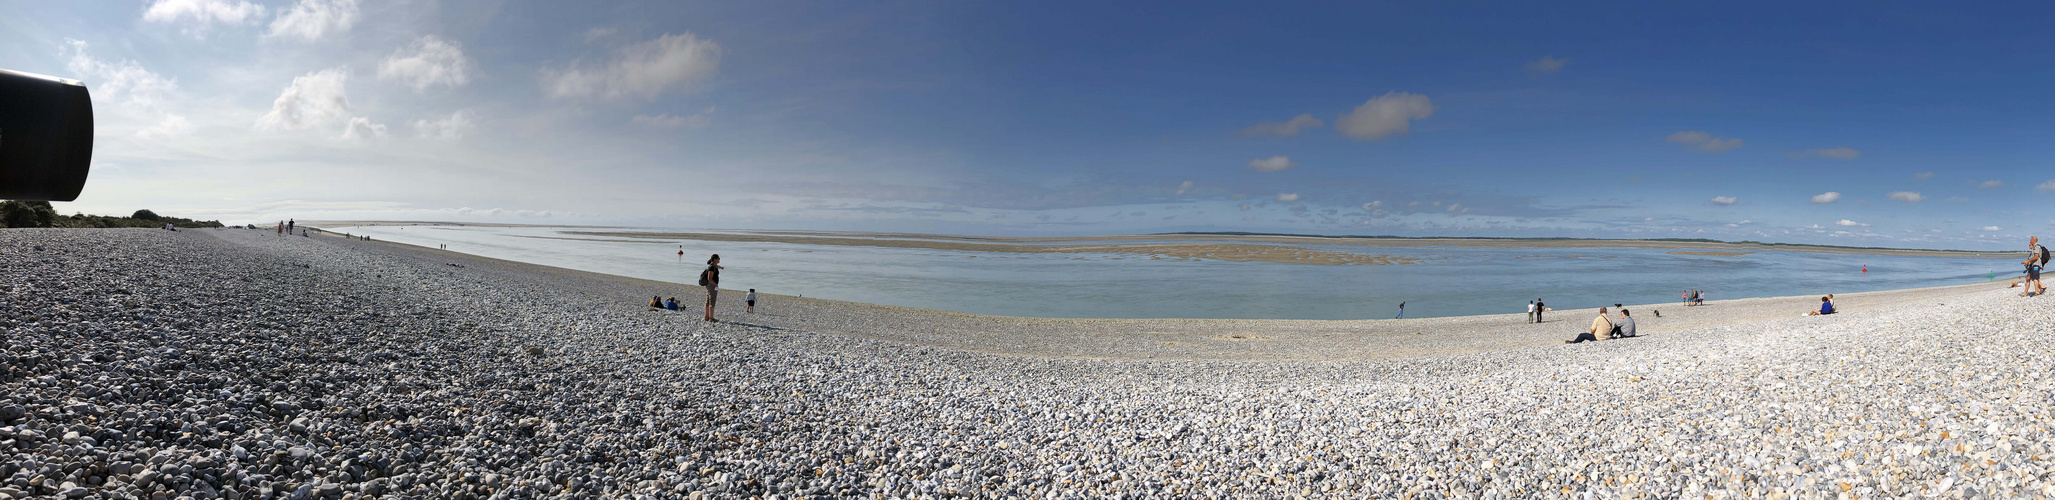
left=558, top=231, right=1419, bottom=265
left=578, top=229, right=2021, bottom=258
left=302, top=221, right=2021, bottom=259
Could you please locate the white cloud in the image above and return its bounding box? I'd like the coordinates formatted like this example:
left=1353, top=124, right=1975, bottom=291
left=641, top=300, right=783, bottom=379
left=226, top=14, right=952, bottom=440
left=584, top=27, right=619, bottom=43
left=1446, top=203, right=1467, bottom=214
left=1725, top=219, right=1754, bottom=228
left=266, top=0, right=359, bottom=42
left=1239, top=114, right=1323, bottom=138
left=1710, top=196, right=1738, bottom=205
left=1175, top=181, right=1193, bottom=196
left=1335, top=92, right=1435, bottom=141
left=2039, top=180, right=2055, bottom=192
left=340, top=116, right=387, bottom=140
left=1791, top=147, right=1859, bottom=159
left=1276, top=193, right=1299, bottom=202
left=1246, top=155, right=1298, bottom=172
left=632, top=107, right=714, bottom=129
left=1810, top=192, right=1841, bottom=203
left=1887, top=191, right=1924, bottom=203
left=411, top=110, right=475, bottom=139
left=1983, top=226, right=2003, bottom=231
left=142, top=0, right=267, bottom=32
left=1525, top=56, right=1568, bottom=75
left=544, top=32, right=722, bottom=101
left=1979, top=180, right=2004, bottom=189
left=256, top=68, right=351, bottom=131
left=1361, top=201, right=1381, bottom=210
left=1836, top=219, right=1868, bottom=227
left=1667, top=131, right=1743, bottom=153
left=136, top=114, right=195, bottom=138
left=63, top=40, right=177, bottom=106
left=1916, top=172, right=1935, bottom=180
left=378, top=36, right=472, bottom=92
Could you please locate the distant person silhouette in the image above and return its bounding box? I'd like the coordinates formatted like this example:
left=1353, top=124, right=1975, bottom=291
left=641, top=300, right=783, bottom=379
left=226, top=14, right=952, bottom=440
left=1395, top=302, right=1405, bottom=319
left=746, top=289, right=757, bottom=313
left=287, top=218, right=294, bottom=233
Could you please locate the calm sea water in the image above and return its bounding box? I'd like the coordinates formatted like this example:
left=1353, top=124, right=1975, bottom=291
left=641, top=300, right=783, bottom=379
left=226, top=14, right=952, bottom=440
left=335, top=225, right=2012, bottom=320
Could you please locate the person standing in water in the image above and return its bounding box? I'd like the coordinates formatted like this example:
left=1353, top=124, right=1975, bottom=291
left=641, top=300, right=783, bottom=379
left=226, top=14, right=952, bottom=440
left=699, top=254, right=723, bottom=322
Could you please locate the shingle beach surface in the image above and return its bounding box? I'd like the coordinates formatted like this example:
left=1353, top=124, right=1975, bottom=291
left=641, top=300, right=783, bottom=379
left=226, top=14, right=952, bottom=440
left=3, top=228, right=2052, bottom=499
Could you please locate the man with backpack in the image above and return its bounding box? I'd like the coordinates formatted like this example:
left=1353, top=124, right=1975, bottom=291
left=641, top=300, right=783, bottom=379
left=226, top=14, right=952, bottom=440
left=2024, top=237, right=2049, bottom=297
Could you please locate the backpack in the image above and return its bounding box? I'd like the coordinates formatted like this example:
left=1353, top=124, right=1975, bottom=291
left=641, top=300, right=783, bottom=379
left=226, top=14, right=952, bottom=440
left=698, top=270, right=711, bottom=287
left=2040, top=245, right=2050, bottom=266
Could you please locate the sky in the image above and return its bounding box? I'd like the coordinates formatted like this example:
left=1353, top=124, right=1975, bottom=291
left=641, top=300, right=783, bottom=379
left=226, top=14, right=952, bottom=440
left=6, top=1, right=2055, bottom=250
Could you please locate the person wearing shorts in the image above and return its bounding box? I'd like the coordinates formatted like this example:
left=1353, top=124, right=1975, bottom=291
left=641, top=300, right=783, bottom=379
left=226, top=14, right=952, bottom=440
left=746, top=289, right=757, bottom=313
left=700, top=254, right=723, bottom=322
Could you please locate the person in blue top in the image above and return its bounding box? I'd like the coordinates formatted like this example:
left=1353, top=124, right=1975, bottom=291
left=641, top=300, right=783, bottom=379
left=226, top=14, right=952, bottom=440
left=1806, top=296, right=1835, bottom=316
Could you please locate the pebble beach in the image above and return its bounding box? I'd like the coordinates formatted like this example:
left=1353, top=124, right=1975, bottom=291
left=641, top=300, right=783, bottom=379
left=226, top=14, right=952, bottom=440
left=4, top=227, right=2053, bottom=499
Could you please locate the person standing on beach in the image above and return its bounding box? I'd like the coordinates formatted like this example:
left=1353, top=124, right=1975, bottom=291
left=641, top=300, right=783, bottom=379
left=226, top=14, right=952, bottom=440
left=1527, top=300, right=1537, bottom=323
left=1396, top=302, right=1405, bottom=319
left=2023, top=237, right=2048, bottom=297
left=746, top=289, right=757, bottom=313
left=287, top=219, right=294, bottom=234
left=699, top=254, right=723, bottom=322
left=1534, top=298, right=1545, bottom=323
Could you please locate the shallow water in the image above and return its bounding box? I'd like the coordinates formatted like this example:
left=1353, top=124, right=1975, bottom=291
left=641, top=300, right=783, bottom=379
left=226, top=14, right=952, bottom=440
left=335, top=225, right=2015, bottom=320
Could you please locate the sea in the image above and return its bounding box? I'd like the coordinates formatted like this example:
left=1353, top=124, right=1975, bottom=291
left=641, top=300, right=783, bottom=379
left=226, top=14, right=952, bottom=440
left=332, top=225, right=2013, bottom=320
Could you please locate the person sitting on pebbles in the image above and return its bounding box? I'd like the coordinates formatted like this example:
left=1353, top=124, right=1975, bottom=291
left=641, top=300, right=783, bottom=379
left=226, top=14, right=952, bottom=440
left=1566, top=307, right=1614, bottom=343
left=1613, top=309, right=1637, bottom=338
left=648, top=295, right=663, bottom=309
left=664, top=297, right=680, bottom=311
left=1806, top=296, right=1836, bottom=316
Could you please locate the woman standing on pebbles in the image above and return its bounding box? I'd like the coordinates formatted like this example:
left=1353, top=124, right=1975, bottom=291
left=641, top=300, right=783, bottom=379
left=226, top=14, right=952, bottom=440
left=699, top=254, right=723, bottom=322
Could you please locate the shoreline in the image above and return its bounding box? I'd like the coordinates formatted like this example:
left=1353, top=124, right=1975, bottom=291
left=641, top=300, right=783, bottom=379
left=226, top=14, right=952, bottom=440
left=309, top=223, right=2009, bottom=362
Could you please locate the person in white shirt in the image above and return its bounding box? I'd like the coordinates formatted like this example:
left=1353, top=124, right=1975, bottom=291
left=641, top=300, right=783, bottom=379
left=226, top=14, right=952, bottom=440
left=746, top=289, right=758, bottom=313
left=1526, top=300, right=1537, bottom=323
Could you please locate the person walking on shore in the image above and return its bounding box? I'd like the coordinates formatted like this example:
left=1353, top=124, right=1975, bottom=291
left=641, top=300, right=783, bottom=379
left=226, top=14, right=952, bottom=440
left=1527, top=300, right=1537, bottom=323
left=699, top=254, right=723, bottom=322
left=2023, top=236, right=2048, bottom=297
left=1395, top=302, right=1405, bottom=319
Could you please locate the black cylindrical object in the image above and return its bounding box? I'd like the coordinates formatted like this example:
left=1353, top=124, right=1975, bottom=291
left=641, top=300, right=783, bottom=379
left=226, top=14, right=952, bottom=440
left=0, top=68, right=95, bottom=201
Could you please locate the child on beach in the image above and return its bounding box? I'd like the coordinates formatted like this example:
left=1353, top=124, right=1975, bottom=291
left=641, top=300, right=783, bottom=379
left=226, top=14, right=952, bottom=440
left=746, top=289, right=757, bottom=313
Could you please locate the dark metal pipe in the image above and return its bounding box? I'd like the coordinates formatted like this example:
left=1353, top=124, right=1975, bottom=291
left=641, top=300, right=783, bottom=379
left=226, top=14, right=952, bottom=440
left=0, top=68, right=95, bottom=201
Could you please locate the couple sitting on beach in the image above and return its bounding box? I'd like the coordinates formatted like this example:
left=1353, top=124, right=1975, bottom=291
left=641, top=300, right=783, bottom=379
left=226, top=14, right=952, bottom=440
left=1565, top=307, right=1637, bottom=343
left=648, top=296, right=681, bottom=311
left=1805, top=295, right=1836, bottom=316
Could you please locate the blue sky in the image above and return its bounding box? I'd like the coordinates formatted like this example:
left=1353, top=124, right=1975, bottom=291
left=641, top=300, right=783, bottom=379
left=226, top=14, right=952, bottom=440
left=6, top=1, right=2054, bottom=250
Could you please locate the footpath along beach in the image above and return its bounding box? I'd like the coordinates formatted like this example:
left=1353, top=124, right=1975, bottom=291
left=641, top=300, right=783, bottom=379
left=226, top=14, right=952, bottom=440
left=3, top=227, right=2054, bottom=499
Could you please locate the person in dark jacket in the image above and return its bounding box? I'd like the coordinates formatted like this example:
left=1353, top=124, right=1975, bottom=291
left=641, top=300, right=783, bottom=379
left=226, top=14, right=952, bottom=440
left=701, top=254, right=724, bottom=322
